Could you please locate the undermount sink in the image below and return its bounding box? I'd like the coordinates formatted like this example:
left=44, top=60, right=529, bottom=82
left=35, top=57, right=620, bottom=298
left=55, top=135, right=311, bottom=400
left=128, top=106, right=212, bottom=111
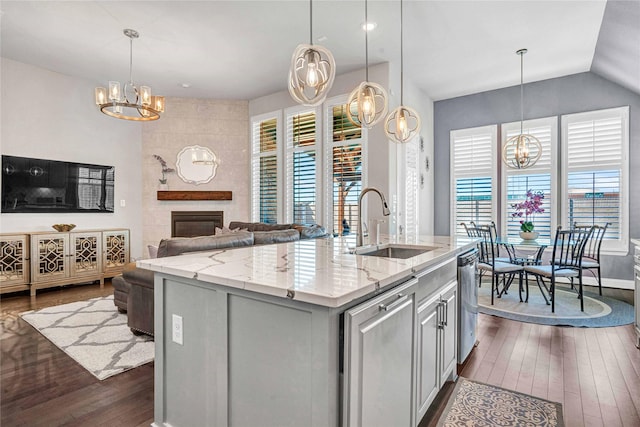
left=353, top=244, right=439, bottom=259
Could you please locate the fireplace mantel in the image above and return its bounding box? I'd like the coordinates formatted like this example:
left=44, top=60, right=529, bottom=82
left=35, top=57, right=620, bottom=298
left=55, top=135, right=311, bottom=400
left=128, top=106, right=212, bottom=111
left=157, top=191, right=232, bottom=201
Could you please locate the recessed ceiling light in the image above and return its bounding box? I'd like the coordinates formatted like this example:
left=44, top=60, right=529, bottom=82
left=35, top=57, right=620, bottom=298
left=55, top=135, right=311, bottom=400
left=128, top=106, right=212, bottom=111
left=180, top=83, right=191, bottom=88
left=362, top=21, right=377, bottom=31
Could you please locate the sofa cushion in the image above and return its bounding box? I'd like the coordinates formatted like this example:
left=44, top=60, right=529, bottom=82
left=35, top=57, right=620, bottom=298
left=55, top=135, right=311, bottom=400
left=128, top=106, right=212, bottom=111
left=228, top=221, right=293, bottom=232
left=253, top=229, right=300, bottom=245
left=156, top=231, right=255, bottom=258
left=293, top=224, right=328, bottom=239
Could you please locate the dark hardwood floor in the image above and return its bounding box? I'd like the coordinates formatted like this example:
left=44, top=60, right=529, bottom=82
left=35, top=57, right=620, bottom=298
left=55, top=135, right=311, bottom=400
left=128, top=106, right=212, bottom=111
left=2, top=282, right=638, bottom=426
left=1, top=282, right=154, bottom=427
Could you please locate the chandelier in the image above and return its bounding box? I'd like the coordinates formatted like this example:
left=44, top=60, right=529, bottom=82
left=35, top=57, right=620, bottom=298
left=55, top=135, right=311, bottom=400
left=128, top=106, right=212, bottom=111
left=384, top=0, right=421, bottom=143
left=347, top=0, right=388, bottom=128
left=94, top=29, right=165, bottom=121
left=288, top=0, right=336, bottom=106
left=502, top=49, right=542, bottom=169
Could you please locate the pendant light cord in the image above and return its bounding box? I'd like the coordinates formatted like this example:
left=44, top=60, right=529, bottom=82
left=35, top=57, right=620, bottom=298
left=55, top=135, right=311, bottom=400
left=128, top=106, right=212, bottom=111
left=520, top=50, right=524, bottom=134
left=309, top=0, right=313, bottom=45
left=129, top=36, right=134, bottom=84
left=365, top=0, right=369, bottom=82
left=400, top=0, right=404, bottom=105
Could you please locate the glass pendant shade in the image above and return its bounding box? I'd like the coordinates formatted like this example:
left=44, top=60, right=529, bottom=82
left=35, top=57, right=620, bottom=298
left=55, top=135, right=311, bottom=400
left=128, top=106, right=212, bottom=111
left=502, top=133, right=542, bottom=169
left=347, top=81, right=388, bottom=128
left=289, top=44, right=336, bottom=106
left=95, top=29, right=164, bottom=121
left=384, top=106, right=421, bottom=143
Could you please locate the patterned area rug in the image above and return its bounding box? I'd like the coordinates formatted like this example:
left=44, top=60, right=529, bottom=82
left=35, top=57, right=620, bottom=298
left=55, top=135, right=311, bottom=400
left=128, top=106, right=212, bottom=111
left=438, top=378, right=564, bottom=427
left=20, top=295, right=154, bottom=380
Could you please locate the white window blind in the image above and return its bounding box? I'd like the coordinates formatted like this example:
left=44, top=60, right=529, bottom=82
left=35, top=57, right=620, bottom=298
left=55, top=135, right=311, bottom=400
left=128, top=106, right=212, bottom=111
left=251, top=113, right=281, bottom=224
left=501, top=117, right=557, bottom=239
left=450, top=125, right=497, bottom=236
left=285, top=108, right=319, bottom=225
left=402, top=140, right=419, bottom=238
left=325, top=101, right=364, bottom=237
left=561, top=107, right=628, bottom=254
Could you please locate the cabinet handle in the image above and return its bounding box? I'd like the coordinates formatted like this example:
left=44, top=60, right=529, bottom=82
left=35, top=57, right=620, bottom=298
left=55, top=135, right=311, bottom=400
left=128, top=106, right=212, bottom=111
left=437, top=301, right=444, bottom=329
left=378, top=293, right=406, bottom=312
left=442, top=300, right=448, bottom=326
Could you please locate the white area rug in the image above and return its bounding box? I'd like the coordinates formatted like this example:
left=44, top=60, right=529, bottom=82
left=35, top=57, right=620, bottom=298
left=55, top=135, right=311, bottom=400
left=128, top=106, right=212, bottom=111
left=21, top=295, right=154, bottom=380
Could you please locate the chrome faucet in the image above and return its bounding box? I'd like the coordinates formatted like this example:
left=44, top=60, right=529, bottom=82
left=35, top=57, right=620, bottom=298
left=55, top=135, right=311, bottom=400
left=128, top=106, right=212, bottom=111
left=357, top=187, right=391, bottom=247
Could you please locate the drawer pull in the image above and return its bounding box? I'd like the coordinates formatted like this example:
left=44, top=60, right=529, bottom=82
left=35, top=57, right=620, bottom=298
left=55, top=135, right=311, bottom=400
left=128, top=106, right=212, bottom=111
left=379, top=294, right=406, bottom=312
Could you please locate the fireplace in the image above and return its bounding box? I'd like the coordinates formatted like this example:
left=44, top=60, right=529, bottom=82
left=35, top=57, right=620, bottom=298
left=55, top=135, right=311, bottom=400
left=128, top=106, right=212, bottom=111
left=171, top=211, right=224, bottom=237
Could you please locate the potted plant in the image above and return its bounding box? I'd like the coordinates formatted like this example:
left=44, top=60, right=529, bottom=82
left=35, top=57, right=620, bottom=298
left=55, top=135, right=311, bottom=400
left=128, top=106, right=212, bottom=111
left=153, top=154, right=175, bottom=190
left=511, top=189, right=545, bottom=240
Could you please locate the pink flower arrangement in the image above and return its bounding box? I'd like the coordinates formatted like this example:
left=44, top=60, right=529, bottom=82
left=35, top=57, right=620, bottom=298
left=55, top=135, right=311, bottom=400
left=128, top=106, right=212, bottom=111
left=511, top=189, right=545, bottom=232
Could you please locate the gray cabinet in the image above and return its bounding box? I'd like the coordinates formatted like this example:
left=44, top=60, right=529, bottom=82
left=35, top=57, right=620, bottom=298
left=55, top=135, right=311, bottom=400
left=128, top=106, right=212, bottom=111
left=415, top=272, right=457, bottom=422
left=343, top=278, right=418, bottom=427
left=634, top=243, right=640, bottom=348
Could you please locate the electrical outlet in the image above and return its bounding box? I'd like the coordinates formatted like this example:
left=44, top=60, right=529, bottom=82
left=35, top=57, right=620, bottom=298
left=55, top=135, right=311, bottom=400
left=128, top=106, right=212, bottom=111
left=120, top=199, right=126, bottom=207
left=172, top=314, right=183, bottom=345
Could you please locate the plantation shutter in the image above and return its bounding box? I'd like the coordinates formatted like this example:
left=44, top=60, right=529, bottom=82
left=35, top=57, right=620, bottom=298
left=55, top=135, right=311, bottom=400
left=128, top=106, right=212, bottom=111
left=326, top=102, right=364, bottom=237
left=562, top=107, right=628, bottom=253
left=251, top=114, right=280, bottom=223
left=285, top=109, right=318, bottom=224
left=450, top=125, right=497, bottom=236
left=502, top=117, right=557, bottom=239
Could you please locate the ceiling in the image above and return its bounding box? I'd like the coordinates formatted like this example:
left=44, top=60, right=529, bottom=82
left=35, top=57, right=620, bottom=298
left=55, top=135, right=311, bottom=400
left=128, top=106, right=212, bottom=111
left=1, top=0, right=634, bottom=102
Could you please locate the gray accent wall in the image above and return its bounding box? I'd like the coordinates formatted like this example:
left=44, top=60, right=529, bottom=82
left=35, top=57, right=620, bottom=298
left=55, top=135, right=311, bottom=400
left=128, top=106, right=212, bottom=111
left=434, top=71, right=640, bottom=281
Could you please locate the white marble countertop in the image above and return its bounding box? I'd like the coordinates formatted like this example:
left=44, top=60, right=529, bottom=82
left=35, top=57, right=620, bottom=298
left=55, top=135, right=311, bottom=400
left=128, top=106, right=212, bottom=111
left=137, top=234, right=477, bottom=308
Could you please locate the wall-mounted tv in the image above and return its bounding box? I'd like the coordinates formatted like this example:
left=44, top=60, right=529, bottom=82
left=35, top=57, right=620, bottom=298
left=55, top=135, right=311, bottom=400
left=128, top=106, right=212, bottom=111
left=1, top=155, right=115, bottom=213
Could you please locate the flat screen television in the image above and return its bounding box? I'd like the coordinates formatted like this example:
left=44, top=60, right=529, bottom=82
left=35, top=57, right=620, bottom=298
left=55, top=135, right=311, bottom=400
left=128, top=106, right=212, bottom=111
left=1, top=155, right=115, bottom=213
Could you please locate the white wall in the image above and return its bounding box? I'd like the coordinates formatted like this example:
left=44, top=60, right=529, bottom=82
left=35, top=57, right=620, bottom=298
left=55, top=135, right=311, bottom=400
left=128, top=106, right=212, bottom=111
left=141, top=97, right=250, bottom=253
left=0, top=58, right=144, bottom=259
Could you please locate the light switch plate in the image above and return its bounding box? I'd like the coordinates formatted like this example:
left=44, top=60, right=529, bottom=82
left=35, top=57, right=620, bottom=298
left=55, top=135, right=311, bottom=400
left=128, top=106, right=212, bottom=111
left=172, top=314, right=183, bottom=345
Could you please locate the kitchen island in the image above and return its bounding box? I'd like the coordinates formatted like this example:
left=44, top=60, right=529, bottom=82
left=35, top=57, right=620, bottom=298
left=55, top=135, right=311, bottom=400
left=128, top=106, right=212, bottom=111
left=138, top=234, right=477, bottom=427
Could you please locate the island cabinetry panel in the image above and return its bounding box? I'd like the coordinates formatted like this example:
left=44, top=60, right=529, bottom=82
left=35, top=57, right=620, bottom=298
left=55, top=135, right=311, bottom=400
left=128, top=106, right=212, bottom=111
left=154, top=275, right=340, bottom=427
left=415, top=268, right=457, bottom=421
left=634, top=243, right=640, bottom=347
left=343, top=278, right=418, bottom=427
left=0, top=234, right=30, bottom=293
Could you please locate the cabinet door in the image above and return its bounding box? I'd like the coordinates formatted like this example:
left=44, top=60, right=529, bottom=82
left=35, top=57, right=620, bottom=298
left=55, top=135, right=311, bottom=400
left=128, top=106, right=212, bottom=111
left=415, top=292, right=441, bottom=421
left=70, top=232, right=102, bottom=278
left=440, top=281, right=458, bottom=386
left=103, top=229, right=130, bottom=275
left=0, top=234, right=30, bottom=288
left=31, top=233, right=69, bottom=283
left=344, top=279, right=417, bottom=427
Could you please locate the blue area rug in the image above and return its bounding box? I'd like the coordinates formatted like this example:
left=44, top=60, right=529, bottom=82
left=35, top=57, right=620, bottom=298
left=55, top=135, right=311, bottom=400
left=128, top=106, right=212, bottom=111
left=478, top=284, right=633, bottom=327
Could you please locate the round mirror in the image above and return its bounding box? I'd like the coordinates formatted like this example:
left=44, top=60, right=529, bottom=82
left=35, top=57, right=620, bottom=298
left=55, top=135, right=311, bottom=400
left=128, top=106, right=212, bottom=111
left=176, top=145, right=218, bottom=185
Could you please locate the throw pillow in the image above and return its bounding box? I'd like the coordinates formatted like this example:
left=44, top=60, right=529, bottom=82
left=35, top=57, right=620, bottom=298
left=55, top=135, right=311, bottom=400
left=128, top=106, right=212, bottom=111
left=216, top=226, right=248, bottom=235
left=147, top=244, right=159, bottom=259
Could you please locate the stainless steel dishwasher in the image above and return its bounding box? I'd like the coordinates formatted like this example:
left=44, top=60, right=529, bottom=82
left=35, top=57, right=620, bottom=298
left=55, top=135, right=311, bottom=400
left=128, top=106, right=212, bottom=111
left=457, top=248, right=479, bottom=364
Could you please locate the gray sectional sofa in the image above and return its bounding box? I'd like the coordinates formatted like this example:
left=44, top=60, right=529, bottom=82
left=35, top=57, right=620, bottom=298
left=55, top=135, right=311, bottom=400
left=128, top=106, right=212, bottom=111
left=113, top=222, right=327, bottom=336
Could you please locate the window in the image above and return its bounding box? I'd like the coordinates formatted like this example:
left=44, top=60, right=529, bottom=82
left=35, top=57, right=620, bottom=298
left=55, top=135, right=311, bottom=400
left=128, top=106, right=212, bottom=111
left=561, top=107, right=629, bottom=254
left=251, top=112, right=282, bottom=223
left=450, top=125, right=497, bottom=235
left=325, top=100, right=365, bottom=237
left=501, top=117, right=557, bottom=239
left=285, top=107, right=320, bottom=225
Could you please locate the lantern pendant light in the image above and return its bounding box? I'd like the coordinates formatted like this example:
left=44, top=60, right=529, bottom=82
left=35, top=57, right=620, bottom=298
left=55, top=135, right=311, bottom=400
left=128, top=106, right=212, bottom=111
left=384, top=0, right=421, bottom=143
left=346, top=0, right=388, bottom=128
left=288, top=0, right=336, bottom=106
left=502, top=49, right=542, bottom=169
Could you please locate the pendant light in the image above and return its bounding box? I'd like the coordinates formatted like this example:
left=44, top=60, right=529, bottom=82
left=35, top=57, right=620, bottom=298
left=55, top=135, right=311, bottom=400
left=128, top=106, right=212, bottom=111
left=288, top=0, right=336, bottom=106
left=502, top=49, right=542, bottom=169
left=95, top=29, right=165, bottom=121
left=346, top=0, right=388, bottom=128
left=384, top=0, right=421, bottom=143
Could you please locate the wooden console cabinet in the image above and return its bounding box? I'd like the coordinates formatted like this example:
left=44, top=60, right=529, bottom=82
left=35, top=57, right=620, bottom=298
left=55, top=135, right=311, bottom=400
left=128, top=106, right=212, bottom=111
left=0, top=229, right=129, bottom=296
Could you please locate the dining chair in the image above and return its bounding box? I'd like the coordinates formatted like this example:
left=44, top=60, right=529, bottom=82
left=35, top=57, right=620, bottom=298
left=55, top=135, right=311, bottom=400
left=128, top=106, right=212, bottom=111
left=467, top=225, right=524, bottom=305
left=573, top=222, right=609, bottom=296
left=524, top=225, right=594, bottom=313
